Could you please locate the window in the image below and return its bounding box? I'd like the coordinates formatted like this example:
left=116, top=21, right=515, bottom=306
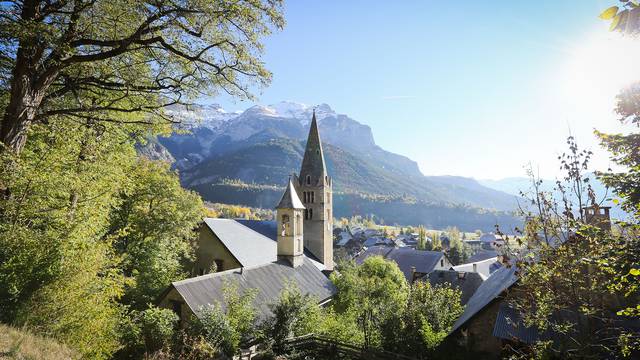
left=440, top=259, right=444, bottom=267
left=309, top=208, right=313, bottom=220
left=297, top=238, right=301, bottom=252
left=281, top=214, right=290, bottom=236
left=214, top=259, right=224, bottom=272
left=171, top=300, right=182, bottom=320
left=305, top=208, right=313, bottom=220
left=310, top=191, right=315, bottom=203
left=306, top=175, right=311, bottom=185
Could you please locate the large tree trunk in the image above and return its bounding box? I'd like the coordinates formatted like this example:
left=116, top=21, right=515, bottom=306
left=1, top=76, right=43, bottom=154
left=0, top=0, right=52, bottom=155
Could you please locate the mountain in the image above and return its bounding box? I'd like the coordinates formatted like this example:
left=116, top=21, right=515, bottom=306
left=478, top=174, right=628, bottom=220
left=154, top=101, right=523, bottom=231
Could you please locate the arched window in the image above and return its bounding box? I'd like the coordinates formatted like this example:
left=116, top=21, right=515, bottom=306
left=306, top=175, right=311, bottom=185
left=281, top=214, right=290, bottom=236
left=295, top=213, right=302, bottom=235
left=309, top=208, right=313, bottom=220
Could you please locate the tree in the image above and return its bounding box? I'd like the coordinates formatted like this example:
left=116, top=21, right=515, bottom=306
left=330, top=257, right=408, bottom=348
left=417, top=225, right=427, bottom=250
left=190, top=282, right=257, bottom=358
left=445, top=226, right=470, bottom=265
left=381, top=281, right=463, bottom=358
left=0, top=0, right=284, bottom=154
left=106, top=158, right=203, bottom=308
left=504, top=136, right=640, bottom=359
left=262, top=283, right=321, bottom=355
left=599, top=2, right=640, bottom=36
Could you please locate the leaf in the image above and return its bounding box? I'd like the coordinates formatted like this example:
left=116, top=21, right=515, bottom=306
left=610, top=14, right=622, bottom=31
left=600, top=6, right=619, bottom=20
left=629, top=268, right=640, bottom=276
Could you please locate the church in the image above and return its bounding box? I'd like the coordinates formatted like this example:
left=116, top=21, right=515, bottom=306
left=158, top=111, right=336, bottom=323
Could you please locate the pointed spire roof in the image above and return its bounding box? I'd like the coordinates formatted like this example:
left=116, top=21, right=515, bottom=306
left=276, top=178, right=305, bottom=209
left=299, top=109, right=327, bottom=184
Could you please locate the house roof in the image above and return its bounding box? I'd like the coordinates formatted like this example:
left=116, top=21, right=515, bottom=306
left=452, top=257, right=502, bottom=280
left=171, top=259, right=336, bottom=320
left=424, top=270, right=485, bottom=305
left=492, top=302, right=543, bottom=344
left=356, top=246, right=446, bottom=282
left=276, top=179, right=305, bottom=209
left=450, top=265, right=518, bottom=334
left=234, top=219, right=325, bottom=269
left=203, top=218, right=276, bottom=268
left=467, top=249, right=499, bottom=263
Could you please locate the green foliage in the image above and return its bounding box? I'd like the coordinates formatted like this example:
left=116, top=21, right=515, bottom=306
left=262, top=283, right=322, bottom=354
left=381, top=282, right=463, bottom=358
left=190, top=282, right=257, bottom=358
left=0, top=0, right=284, bottom=153
left=331, top=257, right=408, bottom=348
left=107, top=159, right=203, bottom=308
left=599, top=1, right=640, bottom=35
left=0, top=120, right=204, bottom=358
left=139, top=307, right=179, bottom=353
left=445, top=226, right=471, bottom=265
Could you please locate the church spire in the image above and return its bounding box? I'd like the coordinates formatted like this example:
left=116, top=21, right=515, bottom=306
left=276, top=178, right=305, bottom=210
left=299, top=109, right=327, bottom=186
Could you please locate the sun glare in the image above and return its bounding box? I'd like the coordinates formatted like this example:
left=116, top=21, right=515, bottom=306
left=562, top=31, right=640, bottom=115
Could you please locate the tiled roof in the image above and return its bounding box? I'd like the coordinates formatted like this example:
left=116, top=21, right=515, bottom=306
left=171, top=259, right=336, bottom=320
left=450, top=265, right=518, bottom=334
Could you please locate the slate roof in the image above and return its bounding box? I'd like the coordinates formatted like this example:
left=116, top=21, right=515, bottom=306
left=467, top=249, right=499, bottom=263
left=299, top=111, right=328, bottom=186
left=450, top=265, right=519, bottom=334
left=276, top=179, right=305, bottom=209
left=171, top=258, right=336, bottom=320
left=452, top=257, right=502, bottom=280
left=234, top=219, right=325, bottom=269
left=356, top=246, right=446, bottom=282
left=492, top=302, right=543, bottom=344
left=424, top=270, right=485, bottom=305
left=203, top=218, right=276, bottom=268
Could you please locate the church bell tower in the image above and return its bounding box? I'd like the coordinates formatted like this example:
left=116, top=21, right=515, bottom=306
left=294, top=110, right=333, bottom=270
left=276, top=179, right=305, bottom=267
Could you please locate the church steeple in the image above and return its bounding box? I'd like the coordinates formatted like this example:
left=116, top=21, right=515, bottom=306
left=295, top=109, right=333, bottom=271
left=299, top=109, right=327, bottom=186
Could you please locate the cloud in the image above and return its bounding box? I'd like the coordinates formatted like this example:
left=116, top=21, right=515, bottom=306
left=380, top=95, right=418, bottom=100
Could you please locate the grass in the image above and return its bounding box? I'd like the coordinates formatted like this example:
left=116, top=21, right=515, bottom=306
left=0, top=324, right=78, bottom=360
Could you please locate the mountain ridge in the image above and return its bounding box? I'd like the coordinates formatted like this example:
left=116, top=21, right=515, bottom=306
left=153, top=101, right=523, bottom=230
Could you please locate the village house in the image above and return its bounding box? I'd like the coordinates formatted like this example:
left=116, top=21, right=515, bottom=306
left=355, top=245, right=453, bottom=283
left=159, top=111, right=337, bottom=326
left=423, top=270, right=485, bottom=305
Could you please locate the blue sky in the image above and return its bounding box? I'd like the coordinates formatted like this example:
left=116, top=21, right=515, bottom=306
left=211, top=1, right=640, bottom=180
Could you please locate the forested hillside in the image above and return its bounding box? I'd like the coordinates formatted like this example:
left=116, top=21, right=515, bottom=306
left=155, top=102, right=521, bottom=230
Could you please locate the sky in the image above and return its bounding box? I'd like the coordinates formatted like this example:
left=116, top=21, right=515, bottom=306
left=210, top=0, right=640, bottom=180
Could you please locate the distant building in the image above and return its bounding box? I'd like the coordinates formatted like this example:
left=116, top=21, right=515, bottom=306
left=581, top=205, right=612, bottom=231
left=355, top=246, right=452, bottom=283
left=453, top=257, right=503, bottom=280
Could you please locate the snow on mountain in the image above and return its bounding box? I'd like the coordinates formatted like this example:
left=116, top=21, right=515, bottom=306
left=165, top=103, right=239, bottom=129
